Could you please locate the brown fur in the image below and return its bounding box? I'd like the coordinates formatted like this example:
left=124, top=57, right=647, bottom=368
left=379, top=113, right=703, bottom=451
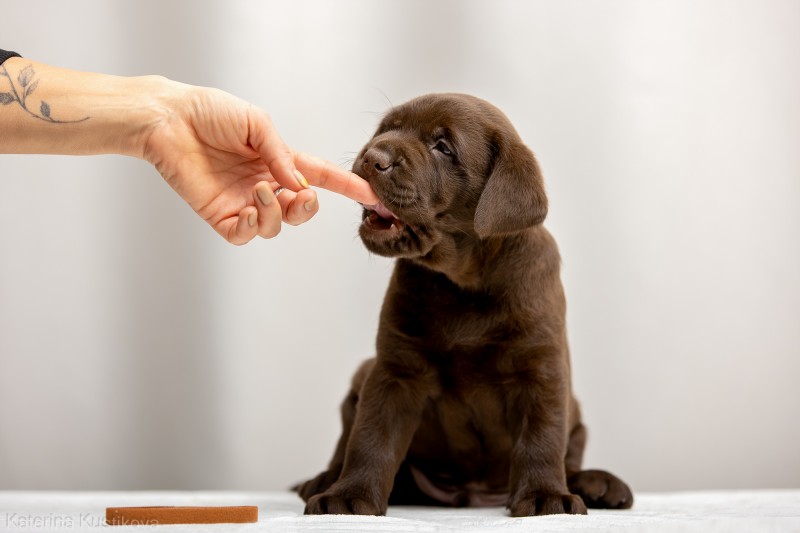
left=296, top=94, right=633, bottom=516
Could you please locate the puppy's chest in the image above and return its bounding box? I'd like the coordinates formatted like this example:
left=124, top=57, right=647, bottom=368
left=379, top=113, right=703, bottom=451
left=393, top=283, right=514, bottom=351
left=388, top=288, right=523, bottom=382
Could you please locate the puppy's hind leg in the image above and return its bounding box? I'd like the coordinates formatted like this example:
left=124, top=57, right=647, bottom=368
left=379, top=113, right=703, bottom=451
left=565, top=421, right=587, bottom=477
left=294, top=358, right=375, bottom=502
left=568, top=469, right=634, bottom=510
left=565, top=422, right=634, bottom=510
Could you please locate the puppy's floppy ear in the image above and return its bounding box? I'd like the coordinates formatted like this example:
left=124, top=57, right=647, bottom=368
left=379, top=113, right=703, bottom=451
left=473, top=133, right=548, bottom=238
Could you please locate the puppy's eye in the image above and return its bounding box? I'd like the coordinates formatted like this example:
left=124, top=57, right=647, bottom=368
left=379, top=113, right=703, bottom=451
left=433, top=139, right=453, bottom=156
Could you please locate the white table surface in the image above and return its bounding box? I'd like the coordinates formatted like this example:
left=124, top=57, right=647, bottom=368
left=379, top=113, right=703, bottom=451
left=1, top=489, right=798, bottom=532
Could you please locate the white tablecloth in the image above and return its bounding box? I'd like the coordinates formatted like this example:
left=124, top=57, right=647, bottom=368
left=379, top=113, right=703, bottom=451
left=1, top=490, right=798, bottom=532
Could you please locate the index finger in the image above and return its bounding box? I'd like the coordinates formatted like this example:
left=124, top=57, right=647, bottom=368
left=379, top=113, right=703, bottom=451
left=248, top=107, right=304, bottom=192
left=294, top=151, right=379, bottom=205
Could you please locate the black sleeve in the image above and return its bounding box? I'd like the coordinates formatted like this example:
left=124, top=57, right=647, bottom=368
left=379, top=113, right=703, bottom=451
left=0, top=49, right=22, bottom=65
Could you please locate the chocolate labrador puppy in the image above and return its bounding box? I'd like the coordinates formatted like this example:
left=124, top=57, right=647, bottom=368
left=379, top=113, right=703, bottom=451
left=296, top=93, right=633, bottom=517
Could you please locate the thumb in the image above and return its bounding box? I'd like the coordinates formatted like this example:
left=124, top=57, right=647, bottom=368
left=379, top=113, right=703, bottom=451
left=248, top=107, right=308, bottom=191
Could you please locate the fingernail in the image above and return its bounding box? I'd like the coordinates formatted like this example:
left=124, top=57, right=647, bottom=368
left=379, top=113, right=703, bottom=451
left=304, top=195, right=318, bottom=212
left=257, top=185, right=274, bottom=206
left=248, top=210, right=257, bottom=227
left=294, top=169, right=309, bottom=189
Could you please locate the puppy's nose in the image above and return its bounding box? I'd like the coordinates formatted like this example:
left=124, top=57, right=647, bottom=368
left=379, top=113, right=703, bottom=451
left=361, top=147, right=395, bottom=177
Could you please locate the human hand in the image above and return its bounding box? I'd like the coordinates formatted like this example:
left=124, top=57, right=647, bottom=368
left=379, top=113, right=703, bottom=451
left=141, top=83, right=378, bottom=244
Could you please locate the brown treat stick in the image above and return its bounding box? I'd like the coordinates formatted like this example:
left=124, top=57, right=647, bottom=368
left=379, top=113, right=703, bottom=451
left=105, top=505, right=258, bottom=526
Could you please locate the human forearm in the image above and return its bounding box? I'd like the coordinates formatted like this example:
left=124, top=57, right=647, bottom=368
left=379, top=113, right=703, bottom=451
left=1, top=53, right=377, bottom=244
left=0, top=57, right=180, bottom=157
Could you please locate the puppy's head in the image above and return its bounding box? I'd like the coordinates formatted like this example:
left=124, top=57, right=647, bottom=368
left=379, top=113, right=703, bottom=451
left=356, top=94, right=547, bottom=261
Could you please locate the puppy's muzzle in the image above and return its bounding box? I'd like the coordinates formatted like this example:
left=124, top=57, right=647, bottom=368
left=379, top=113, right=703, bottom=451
left=361, top=147, right=396, bottom=179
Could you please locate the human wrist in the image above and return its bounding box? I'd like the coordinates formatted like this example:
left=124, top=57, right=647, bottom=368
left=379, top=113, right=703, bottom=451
left=113, top=74, right=189, bottom=159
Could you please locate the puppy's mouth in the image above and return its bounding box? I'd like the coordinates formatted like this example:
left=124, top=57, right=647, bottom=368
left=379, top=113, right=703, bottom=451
left=360, top=201, right=405, bottom=232
left=359, top=199, right=433, bottom=258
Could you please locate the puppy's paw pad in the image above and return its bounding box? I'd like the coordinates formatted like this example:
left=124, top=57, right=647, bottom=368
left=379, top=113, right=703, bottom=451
left=568, top=470, right=634, bottom=509
left=508, top=493, right=587, bottom=516
left=304, top=493, right=383, bottom=516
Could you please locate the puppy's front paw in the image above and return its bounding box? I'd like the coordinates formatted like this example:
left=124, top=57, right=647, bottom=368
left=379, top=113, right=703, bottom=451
left=508, top=493, right=587, bottom=517
left=293, top=469, right=340, bottom=502
left=305, top=490, right=384, bottom=516
left=568, top=469, right=634, bottom=509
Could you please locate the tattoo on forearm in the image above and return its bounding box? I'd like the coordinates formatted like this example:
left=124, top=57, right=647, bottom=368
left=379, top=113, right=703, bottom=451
left=0, top=64, right=89, bottom=123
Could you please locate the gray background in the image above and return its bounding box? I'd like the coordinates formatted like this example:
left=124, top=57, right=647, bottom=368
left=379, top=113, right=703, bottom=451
left=1, top=0, right=798, bottom=492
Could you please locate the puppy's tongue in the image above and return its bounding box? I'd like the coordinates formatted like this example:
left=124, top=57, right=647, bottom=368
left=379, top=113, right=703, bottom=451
left=362, top=201, right=398, bottom=220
